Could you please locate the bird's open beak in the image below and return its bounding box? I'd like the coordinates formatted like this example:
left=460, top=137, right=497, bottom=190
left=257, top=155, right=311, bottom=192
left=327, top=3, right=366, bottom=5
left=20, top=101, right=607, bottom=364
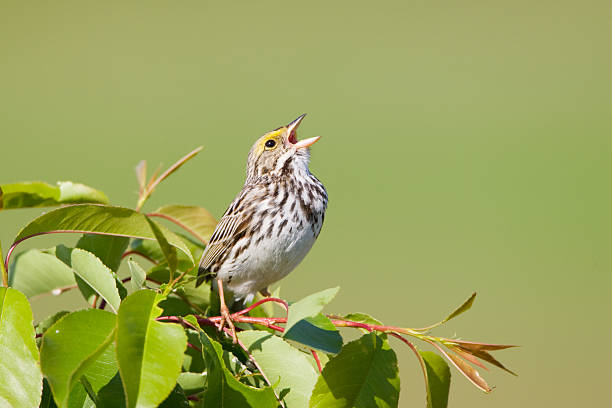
left=287, top=114, right=321, bottom=149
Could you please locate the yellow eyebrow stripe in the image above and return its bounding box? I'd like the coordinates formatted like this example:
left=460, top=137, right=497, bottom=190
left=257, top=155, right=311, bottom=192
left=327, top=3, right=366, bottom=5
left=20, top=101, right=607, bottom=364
left=255, top=129, right=284, bottom=155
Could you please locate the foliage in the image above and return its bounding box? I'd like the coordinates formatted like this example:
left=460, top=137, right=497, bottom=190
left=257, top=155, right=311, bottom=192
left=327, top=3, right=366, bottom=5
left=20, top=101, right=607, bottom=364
left=0, top=148, right=516, bottom=407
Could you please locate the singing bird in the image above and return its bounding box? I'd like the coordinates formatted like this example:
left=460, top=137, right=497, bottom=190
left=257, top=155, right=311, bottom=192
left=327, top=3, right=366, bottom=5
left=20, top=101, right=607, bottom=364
left=196, top=114, right=327, bottom=340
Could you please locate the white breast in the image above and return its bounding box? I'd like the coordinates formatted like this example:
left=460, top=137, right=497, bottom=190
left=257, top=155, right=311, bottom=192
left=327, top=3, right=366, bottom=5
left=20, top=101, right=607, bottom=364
left=220, top=179, right=326, bottom=298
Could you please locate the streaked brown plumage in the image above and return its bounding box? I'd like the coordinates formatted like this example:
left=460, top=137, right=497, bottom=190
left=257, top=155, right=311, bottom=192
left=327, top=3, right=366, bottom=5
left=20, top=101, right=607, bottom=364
left=196, top=115, right=327, bottom=340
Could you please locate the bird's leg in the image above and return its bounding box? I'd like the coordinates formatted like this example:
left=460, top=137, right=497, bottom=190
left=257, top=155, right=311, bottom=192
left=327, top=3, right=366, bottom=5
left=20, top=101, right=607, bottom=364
left=259, top=286, right=271, bottom=297
left=217, top=278, right=237, bottom=343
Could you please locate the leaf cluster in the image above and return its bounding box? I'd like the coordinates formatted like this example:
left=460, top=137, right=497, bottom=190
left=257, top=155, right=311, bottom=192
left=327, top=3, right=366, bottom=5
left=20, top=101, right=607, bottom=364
left=0, top=148, right=516, bottom=408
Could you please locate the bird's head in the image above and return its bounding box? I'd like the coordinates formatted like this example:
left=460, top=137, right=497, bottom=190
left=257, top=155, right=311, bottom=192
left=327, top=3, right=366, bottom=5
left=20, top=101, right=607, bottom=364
left=246, top=114, right=320, bottom=182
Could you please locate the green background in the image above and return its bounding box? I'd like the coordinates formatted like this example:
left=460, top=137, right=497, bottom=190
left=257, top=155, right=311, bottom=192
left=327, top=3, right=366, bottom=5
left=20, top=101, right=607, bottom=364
left=1, top=1, right=610, bottom=407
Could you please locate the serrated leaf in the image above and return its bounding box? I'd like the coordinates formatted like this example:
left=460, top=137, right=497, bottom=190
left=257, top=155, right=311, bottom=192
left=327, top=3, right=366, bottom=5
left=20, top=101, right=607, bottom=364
left=0, top=181, right=108, bottom=210
left=199, top=331, right=278, bottom=407
left=12, top=204, right=193, bottom=263
left=76, top=234, right=129, bottom=272
left=309, top=333, right=400, bottom=408
left=0, top=288, right=43, bottom=408
left=238, top=330, right=319, bottom=407
left=9, top=249, right=76, bottom=298
left=284, top=287, right=339, bottom=334
left=116, top=290, right=187, bottom=408
left=40, top=309, right=116, bottom=408
left=55, top=246, right=122, bottom=313
left=284, top=313, right=343, bottom=354
left=127, top=259, right=147, bottom=291
left=419, top=351, right=451, bottom=408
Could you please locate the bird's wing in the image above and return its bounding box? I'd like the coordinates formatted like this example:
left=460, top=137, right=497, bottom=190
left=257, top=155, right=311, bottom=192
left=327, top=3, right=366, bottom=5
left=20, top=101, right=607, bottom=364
left=198, top=213, right=249, bottom=270
left=196, top=188, right=255, bottom=284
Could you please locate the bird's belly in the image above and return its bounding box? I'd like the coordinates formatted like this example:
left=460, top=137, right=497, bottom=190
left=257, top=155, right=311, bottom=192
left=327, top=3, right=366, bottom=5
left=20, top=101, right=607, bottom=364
left=223, top=218, right=321, bottom=297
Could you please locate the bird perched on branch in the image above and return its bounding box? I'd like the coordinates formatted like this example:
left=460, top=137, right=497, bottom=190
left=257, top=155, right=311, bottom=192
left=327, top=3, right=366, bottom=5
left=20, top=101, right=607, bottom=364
left=196, top=114, right=327, bottom=341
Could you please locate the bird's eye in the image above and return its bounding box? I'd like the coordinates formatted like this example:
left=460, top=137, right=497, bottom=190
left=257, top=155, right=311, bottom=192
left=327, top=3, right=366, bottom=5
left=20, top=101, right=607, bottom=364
left=265, top=139, right=276, bottom=148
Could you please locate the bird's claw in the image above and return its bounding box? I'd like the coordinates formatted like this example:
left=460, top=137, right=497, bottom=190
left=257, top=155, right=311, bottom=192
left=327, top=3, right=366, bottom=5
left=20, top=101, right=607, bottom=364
left=219, top=303, right=237, bottom=343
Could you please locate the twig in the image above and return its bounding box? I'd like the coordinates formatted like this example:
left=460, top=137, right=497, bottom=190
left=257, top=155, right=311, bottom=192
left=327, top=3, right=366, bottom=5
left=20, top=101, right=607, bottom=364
left=136, top=146, right=204, bottom=211
left=311, top=349, right=322, bottom=373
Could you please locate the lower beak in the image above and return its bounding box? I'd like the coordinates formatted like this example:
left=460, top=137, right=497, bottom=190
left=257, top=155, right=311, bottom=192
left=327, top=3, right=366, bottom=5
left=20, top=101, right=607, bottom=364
left=293, top=136, right=321, bottom=149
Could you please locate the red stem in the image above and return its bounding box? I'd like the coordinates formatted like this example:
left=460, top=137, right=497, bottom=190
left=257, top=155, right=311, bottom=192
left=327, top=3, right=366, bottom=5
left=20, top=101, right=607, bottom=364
left=121, top=250, right=158, bottom=264
left=233, top=297, right=289, bottom=317
left=311, top=349, right=323, bottom=373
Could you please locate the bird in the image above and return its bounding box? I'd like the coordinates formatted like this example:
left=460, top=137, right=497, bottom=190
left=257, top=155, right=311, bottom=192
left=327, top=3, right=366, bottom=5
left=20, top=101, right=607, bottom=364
left=196, top=114, right=327, bottom=341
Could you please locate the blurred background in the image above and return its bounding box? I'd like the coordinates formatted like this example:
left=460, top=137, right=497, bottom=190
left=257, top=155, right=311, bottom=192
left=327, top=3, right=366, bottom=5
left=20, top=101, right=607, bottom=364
left=1, top=1, right=610, bottom=406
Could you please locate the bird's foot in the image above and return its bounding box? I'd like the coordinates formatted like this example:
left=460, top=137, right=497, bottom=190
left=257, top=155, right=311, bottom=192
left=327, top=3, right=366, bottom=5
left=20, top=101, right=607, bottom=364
left=259, top=287, right=271, bottom=297
left=218, top=302, right=237, bottom=343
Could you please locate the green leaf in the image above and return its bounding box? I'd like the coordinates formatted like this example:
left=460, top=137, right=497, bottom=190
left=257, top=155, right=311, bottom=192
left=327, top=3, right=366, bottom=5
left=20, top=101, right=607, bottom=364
left=175, top=278, right=211, bottom=313
left=40, top=379, right=58, bottom=408
left=341, top=312, right=386, bottom=338
left=0, top=181, right=108, bottom=210
left=158, top=385, right=189, bottom=408
left=238, top=330, right=319, bottom=407
left=9, top=249, right=76, bottom=298
left=182, top=329, right=205, bottom=372
left=284, top=287, right=339, bottom=334
left=283, top=288, right=342, bottom=353
left=199, top=331, right=278, bottom=408
left=418, top=293, right=477, bottom=332
left=127, top=259, right=147, bottom=291
left=146, top=217, right=178, bottom=278
left=96, top=373, right=126, bottom=408
left=419, top=351, right=451, bottom=408
left=284, top=313, right=343, bottom=354
left=55, top=246, right=122, bottom=313
left=309, top=333, right=400, bottom=408
left=129, top=239, right=165, bottom=264
left=0, top=288, right=43, bottom=408
left=177, top=372, right=207, bottom=395
left=76, top=234, right=129, bottom=272
left=128, top=236, right=197, bottom=272
left=12, top=204, right=193, bottom=263
left=36, top=310, right=70, bottom=346
left=116, top=290, right=187, bottom=408
left=149, top=205, right=217, bottom=244
left=98, top=375, right=189, bottom=408
left=40, top=309, right=116, bottom=408
left=70, top=343, right=119, bottom=407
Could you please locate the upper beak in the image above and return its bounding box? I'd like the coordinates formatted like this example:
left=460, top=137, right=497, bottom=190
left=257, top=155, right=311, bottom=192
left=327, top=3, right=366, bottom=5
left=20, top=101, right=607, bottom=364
left=286, top=114, right=321, bottom=149
left=287, top=114, right=306, bottom=135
